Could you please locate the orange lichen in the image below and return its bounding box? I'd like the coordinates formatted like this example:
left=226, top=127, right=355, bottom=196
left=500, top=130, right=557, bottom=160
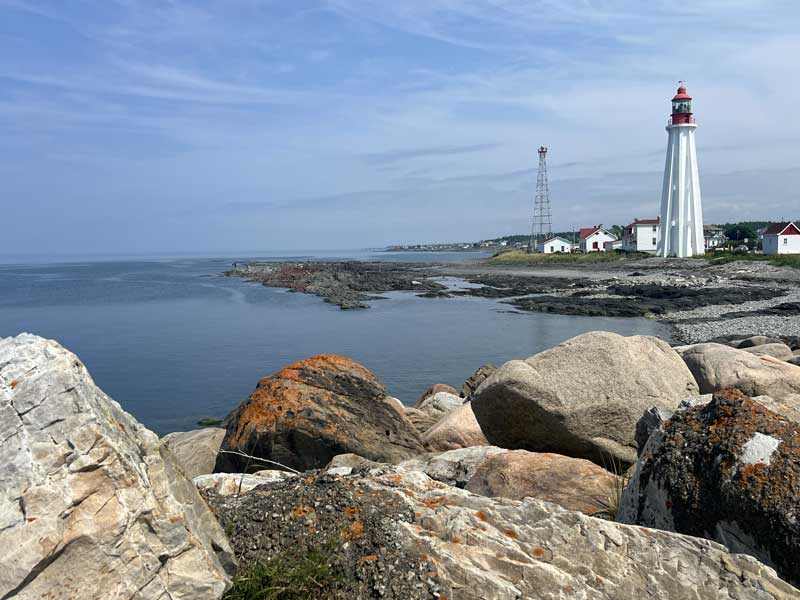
left=9, top=380, right=19, bottom=389
left=450, top=535, right=462, bottom=544
left=360, top=554, right=378, bottom=564
left=290, top=505, right=313, bottom=519
left=342, top=520, right=364, bottom=540
left=344, top=506, right=359, bottom=518
left=475, top=511, right=488, bottom=521
left=503, top=529, right=517, bottom=539
left=531, top=547, right=544, bottom=558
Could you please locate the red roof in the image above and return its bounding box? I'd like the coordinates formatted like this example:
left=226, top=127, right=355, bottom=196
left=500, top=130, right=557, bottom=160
left=763, top=222, right=800, bottom=236
left=579, top=227, right=600, bottom=239
left=672, top=85, right=691, bottom=101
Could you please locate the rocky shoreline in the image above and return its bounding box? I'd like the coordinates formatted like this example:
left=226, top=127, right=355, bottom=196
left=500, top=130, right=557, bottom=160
left=226, top=256, right=800, bottom=344
left=4, top=331, right=800, bottom=598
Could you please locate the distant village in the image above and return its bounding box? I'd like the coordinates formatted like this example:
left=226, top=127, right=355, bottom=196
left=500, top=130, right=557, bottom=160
left=388, top=219, right=800, bottom=256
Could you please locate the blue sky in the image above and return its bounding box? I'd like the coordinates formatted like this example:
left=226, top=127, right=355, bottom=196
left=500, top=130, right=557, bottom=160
left=2, top=0, right=800, bottom=255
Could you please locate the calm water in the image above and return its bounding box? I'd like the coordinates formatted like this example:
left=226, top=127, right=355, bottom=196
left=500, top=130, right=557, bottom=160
left=0, top=251, right=670, bottom=435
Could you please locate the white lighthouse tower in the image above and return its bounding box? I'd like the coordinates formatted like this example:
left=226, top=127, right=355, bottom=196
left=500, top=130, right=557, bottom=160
left=657, top=84, right=704, bottom=257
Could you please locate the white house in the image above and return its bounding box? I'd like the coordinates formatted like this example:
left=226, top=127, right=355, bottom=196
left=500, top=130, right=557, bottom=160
left=623, top=218, right=660, bottom=253
left=703, top=225, right=727, bottom=250
left=538, top=236, right=573, bottom=254
left=604, top=239, right=623, bottom=252
left=579, top=225, right=617, bottom=252
left=763, top=222, right=800, bottom=255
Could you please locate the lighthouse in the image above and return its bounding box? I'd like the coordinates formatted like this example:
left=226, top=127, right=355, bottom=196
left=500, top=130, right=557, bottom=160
left=657, top=84, right=704, bottom=257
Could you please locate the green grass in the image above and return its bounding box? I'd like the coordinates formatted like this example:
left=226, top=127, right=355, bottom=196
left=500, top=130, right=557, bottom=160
left=591, top=454, right=633, bottom=521
left=224, top=544, right=341, bottom=600
left=487, top=250, right=653, bottom=265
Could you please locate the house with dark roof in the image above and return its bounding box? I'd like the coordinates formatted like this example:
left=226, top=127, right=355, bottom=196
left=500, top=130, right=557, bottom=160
left=622, top=218, right=660, bottom=253
left=763, top=222, right=800, bottom=255
left=703, top=225, right=726, bottom=250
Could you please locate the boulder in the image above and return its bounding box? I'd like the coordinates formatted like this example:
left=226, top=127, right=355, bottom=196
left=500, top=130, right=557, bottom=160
left=162, top=427, right=225, bottom=479
left=619, top=390, right=800, bottom=586
left=789, top=356, right=800, bottom=367
left=678, top=343, right=800, bottom=396
left=751, top=394, right=800, bottom=423
left=415, top=383, right=458, bottom=407
left=417, top=391, right=463, bottom=421
left=399, top=446, right=506, bottom=487
left=461, top=364, right=497, bottom=398
left=741, top=343, right=795, bottom=361
left=421, top=402, right=488, bottom=452
left=472, top=332, right=699, bottom=465
left=737, top=335, right=783, bottom=349
left=465, top=450, right=621, bottom=516
left=214, top=354, right=425, bottom=473
left=403, top=406, right=440, bottom=435
left=208, top=464, right=799, bottom=600
left=0, top=334, right=234, bottom=600
left=194, top=471, right=294, bottom=496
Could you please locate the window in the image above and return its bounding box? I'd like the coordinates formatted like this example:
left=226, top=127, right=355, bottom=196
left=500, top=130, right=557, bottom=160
left=652, top=225, right=657, bottom=232
left=784, top=237, right=788, bottom=245
left=592, top=241, right=599, bottom=249
left=652, top=238, right=657, bottom=245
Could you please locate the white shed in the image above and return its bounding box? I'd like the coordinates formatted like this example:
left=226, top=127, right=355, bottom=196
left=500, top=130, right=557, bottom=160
left=763, top=222, right=800, bottom=255
left=579, top=226, right=617, bottom=252
left=538, top=236, right=573, bottom=254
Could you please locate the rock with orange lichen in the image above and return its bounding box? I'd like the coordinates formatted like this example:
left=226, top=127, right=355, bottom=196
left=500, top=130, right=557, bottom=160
left=619, top=390, right=800, bottom=586
left=214, top=354, right=425, bottom=472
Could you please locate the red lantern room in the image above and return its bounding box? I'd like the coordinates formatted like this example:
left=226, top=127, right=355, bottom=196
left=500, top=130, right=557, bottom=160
left=670, top=84, right=694, bottom=125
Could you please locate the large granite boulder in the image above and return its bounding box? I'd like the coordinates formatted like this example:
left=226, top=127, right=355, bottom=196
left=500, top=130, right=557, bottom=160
left=741, top=343, right=795, bottom=361
left=619, top=390, right=800, bottom=586
left=163, top=427, right=225, bottom=478
left=415, top=383, right=458, bottom=407
left=421, top=402, right=488, bottom=452
left=402, top=406, right=440, bottom=435
left=461, top=363, right=497, bottom=398
left=207, top=463, right=799, bottom=599
left=0, top=334, right=234, bottom=600
left=215, top=354, right=424, bottom=473
left=679, top=343, right=800, bottom=396
left=472, top=332, right=699, bottom=465
left=465, top=450, right=621, bottom=516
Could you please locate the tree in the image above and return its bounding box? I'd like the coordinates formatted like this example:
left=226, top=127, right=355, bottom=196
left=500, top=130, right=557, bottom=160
left=610, top=225, right=624, bottom=239
left=724, top=223, right=757, bottom=242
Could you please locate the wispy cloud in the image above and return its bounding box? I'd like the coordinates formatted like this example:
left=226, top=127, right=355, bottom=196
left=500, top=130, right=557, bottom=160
left=362, top=143, right=499, bottom=165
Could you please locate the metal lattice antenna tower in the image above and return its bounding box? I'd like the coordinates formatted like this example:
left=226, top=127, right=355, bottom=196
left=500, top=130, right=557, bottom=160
left=528, top=146, right=552, bottom=252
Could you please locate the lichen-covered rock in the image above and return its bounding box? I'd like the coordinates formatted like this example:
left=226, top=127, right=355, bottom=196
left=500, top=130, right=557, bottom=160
left=678, top=343, right=800, bottom=396
left=619, top=390, right=800, bottom=586
left=472, top=332, right=698, bottom=465
left=215, top=354, right=424, bottom=473
left=403, top=406, right=440, bottom=435
left=460, top=364, right=497, bottom=398
left=0, top=334, right=234, bottom=600
left=421, top=402, right=488, bottom=452
left=465, top=450, right=621, bottom=515
left=208, top=464, right=799, bottom=599
left=163, top=427, right=225, bottom=478
left=415, top=383, right=458, bottom=407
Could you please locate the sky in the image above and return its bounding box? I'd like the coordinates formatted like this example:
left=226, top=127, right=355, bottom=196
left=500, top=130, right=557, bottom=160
left=2, top=0, right=800, bottom=255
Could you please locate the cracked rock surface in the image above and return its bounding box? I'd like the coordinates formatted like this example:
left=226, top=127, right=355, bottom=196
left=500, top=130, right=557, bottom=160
left=0, top=333, right=234, bottom=600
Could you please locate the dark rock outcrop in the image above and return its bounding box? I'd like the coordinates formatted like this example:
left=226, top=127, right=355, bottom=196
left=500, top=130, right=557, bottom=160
left=215, top=354, right=425, bottom=473
left=619, top=390, right=800, bottom=586
left=460, top=364, right=497, bottom=399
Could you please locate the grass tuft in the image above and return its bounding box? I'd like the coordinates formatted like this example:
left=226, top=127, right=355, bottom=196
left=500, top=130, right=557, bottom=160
left=591, top=454, right=633, bottom=521
left=223, top=544, right=341, bottom=600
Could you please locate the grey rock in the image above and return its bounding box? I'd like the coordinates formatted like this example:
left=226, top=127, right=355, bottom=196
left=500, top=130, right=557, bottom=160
left=0, top=334, right=234, bottom=600
left=738, top=335, right=783, bottom=349
left=399, top=446, right=507, bottom=487
left=163, top=427, right=225, bottom=479
left=678, top=343, right=800, bottom=396
left=472, top=332, right=699, bottom=465
left=741, top=343, right=795, bottom=361
left=416, top=391, right=463, bottom=422
left=415, top=383, right=458, bottom=407
left=402, top=406, right=440, bottom=435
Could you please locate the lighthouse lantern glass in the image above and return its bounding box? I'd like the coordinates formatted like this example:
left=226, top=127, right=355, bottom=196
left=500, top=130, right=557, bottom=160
left=672, top=99, right=691, bottom=114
